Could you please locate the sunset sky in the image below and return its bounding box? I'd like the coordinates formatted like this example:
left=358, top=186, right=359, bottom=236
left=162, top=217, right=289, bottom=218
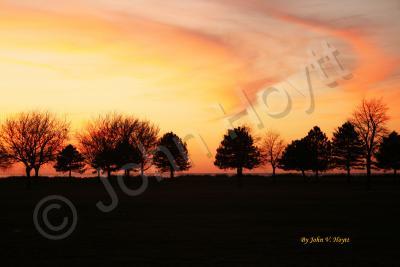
left=1, top=0, right=400, bottom=175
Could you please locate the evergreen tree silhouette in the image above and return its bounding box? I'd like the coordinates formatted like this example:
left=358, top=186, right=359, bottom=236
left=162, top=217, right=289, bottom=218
left=153, top=132, right=191, bottom=178
left=279, top=138, right=311, bottom=179
left=114, top=139, right=142, bottom=177
left=375, top=131, right=400, bottom=176
left=304, top=126, right=331, bottom=179
left=214, top=126, right=261, bottom=186
left=332, top=121, right=364, bottom=181
left=54, top=144, right=86, bottom=178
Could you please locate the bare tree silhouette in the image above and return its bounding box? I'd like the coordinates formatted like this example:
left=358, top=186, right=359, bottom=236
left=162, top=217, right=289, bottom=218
left=133, top=120, right=159, bottom=176
left=352, top=98, right=389, bottom=189
left=0, top=111, right=69, bottom=185
left=261, top=131, right=285, bottom=181
left=77, top=114, right=141, bottom=178
left=0, top=142, right=12, bottom=169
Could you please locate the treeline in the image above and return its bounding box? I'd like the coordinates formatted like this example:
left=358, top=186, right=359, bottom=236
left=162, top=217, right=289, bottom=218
left=0, top=98, right=399, bottom=189
left=214, top=98, right=400, bottom=189
left=0, top=113, right=191, bottom=185
left=214, top=99, right=400, bottom=187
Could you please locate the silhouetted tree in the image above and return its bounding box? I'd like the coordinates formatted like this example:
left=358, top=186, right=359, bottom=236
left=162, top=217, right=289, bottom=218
left=114, top=139, right=141, bottom=177
left=114, top=115, right=142, bottom=176
left=133, top=120, right=159, bottom=176
left=331, top=121, right=364, bottom=181
left=304, top=126, right=331, bottom=179
left=91, top=146, right=117, bottom=178
left=0, top=143, right=12, bottom=169
left=54, top=144, right=85, bottom=177
left=153, top=132, right=191, bottom=178
left=352, top=98, right=389, bottom=189
left=261, top=131, right=285, bottom=181
left=279, top=138, right=311, bottom=179
left=78, top=114, right=142, bottom=178
left=0, top=111, right=69, bottom=183
left=79, top=115, right=118, bottom=178
left=214, top=127, right=261, bottom=186
left=375, top=131, right=400, bottom=176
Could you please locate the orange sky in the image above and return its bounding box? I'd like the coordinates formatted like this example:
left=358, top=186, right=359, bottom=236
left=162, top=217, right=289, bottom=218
left=0, top=0, right=399, bottom=176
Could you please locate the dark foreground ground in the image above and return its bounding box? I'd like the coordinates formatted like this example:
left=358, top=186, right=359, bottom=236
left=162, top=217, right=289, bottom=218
left=1, top=174, right=400, bottom=267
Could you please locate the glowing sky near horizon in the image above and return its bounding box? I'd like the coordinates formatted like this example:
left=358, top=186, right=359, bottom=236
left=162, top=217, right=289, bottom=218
left=0, top=0, right=399, bottom=175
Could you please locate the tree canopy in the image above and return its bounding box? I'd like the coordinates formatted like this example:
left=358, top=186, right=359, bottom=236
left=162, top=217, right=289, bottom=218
left=375, top=131, right=400, bottom=175
left=279, top=138, right=310, bottom=177
left=0, top=143, right=12, bottom=170
left=214, top=126, right=261, bottom=176
left=304, top=126, right=331, bottom=178
left=0, top=111, right=69, bottom=178
left=331, top=121, right=364, bottom=178
left=54, top=144, right=86, bottom=177
left=260, top=131, right=285, bottom=179
left=352, top=98, right=389, bottom=181
left=153, top=132, right=191, bottom=178
left=78, top=114, right=142, bottom=178
left=132, top=120, right=159, bottom=176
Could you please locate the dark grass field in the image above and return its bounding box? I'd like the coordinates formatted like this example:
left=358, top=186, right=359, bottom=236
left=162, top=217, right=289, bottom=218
left=1, top=175, right=400, bottom=267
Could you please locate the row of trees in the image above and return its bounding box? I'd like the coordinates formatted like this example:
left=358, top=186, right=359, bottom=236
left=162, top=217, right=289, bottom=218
left=0, top=98, right=398, bottom=189
left=0, top=113, right=191, bottom=182
left=214, top=98, right=399, bottom=188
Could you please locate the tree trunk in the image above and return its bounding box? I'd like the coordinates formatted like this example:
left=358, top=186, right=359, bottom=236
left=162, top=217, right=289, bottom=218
left=347, top=167, right=351, bottom=183
left=26, top=167, right=31, bottom=178
left=140, top=162, right=145, bottom=177
left=366, top=155, right=371, bottom=190
left=170, top=167, right=175, bottom=179
left=107, top=169, right=111, bottom=179
left=69, top=169, right=72, bottom=178
left=301, top=170, right=306, bottom=182
left=34, top=167, right=40, bottom=178
left=272, top=167, right=276, bottom=183
left=237, top=167, right=243, bottom=187
left=124, top=169, right=130, bottom=186
left=315, top=169, right=319, bottom=182
left=25, top=167, right=32, bottom=189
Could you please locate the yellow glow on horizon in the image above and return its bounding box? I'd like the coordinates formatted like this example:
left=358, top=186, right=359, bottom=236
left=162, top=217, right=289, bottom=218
left=0, top=1, right=399, bottom=175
